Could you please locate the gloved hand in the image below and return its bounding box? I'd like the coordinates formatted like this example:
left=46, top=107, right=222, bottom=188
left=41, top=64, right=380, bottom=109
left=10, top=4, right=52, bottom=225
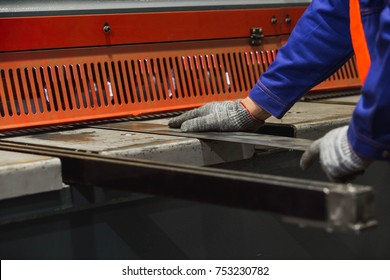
left=300, top=126, right=370, bottom=182
left=168, top=100, right=264, bottom=132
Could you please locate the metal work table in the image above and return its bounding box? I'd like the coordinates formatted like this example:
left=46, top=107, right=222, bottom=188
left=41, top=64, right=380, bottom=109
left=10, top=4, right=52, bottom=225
left=0, top=151, right=64, bottom=200
left=1, top=128, right=254, bottom=166
left=0, top=100, right=356, bottom=201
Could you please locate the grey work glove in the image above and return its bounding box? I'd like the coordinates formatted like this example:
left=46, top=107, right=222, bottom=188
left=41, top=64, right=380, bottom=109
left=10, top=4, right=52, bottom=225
left=168, top=100, right=264, bottom=132
left=300, top=126, right=370, bottom=182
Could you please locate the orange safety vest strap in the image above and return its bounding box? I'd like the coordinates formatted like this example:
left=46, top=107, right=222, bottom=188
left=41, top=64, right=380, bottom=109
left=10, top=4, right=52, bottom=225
left=350, top=0, right=371, bottom=84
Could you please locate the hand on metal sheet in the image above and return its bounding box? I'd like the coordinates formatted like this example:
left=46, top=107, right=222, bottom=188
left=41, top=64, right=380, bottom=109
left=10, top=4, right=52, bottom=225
left=168, top=100, right=264, bottom=132
left=300, top=126, right=370, bottom=182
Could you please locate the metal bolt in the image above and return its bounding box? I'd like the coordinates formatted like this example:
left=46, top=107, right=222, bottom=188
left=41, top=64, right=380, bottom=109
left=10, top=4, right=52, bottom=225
left=103, top=23, right=111, bottom=34
left=285, top=15, right=292, bottom=24
left=271, top=16, right=278, bottom=24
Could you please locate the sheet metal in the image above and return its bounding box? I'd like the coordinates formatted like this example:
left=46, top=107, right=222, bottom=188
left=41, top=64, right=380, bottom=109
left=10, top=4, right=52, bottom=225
left=95, top=121, right=313, bottom=151
left=264, top=101, right=356, bottom=139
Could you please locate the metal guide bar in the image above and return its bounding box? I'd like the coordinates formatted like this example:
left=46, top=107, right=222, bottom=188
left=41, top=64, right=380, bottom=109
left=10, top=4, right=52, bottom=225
left=0, top=39, right=360, bottom=131
left=0, top=140, right=376, bottom=231
left=94, top=121, right=312, bottom=151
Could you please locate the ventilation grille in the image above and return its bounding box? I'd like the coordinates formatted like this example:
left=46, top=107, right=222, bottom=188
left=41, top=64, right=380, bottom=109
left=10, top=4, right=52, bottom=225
left=0, top=39, right=360, bottom=131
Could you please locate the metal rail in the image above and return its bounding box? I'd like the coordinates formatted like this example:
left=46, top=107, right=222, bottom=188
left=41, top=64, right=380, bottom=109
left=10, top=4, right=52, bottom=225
left=0, top=140, right=376, bottom=232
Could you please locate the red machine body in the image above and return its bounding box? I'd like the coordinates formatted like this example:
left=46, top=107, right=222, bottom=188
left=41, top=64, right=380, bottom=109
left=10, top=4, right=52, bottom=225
left=0, top=4, right=360, bottom=131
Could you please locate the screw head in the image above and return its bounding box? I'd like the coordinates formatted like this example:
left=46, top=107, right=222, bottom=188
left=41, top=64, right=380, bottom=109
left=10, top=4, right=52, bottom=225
left=103, top=24, right=111, bottom=33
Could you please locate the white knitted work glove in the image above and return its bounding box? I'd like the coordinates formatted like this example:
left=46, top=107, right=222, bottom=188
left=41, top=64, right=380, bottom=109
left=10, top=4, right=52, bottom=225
left=168, top=100, right=264, bottom=132
left=300, top=126, right=370, bottom=182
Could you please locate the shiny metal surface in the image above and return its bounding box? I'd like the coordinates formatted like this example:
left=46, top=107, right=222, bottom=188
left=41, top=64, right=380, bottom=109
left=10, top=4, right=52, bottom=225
left=96, top=121, right=313, bottom=151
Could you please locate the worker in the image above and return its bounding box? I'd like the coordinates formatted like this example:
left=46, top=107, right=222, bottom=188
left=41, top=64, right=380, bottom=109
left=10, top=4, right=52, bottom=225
left=169, top=0, right=390, bottom=182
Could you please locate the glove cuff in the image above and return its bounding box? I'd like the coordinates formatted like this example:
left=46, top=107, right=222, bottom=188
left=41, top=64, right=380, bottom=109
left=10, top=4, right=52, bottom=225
left=339, top=127, right=370, bottom=169
left=239, top=100, right=265, bottom=124
left=320, top=126, right=370, bottom=180
left=233, top=101, right=264, bottom=131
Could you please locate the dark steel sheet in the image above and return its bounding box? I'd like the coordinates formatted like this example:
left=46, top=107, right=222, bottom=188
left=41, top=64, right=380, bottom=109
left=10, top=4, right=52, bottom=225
left=96, top=122, right=312, bottom=151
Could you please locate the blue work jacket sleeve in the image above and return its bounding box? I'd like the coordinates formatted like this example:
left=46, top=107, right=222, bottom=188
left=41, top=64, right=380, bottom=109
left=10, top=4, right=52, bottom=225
left=348, top=2, right=390, bottom=161
left=248, top=0, right=353, bottom=119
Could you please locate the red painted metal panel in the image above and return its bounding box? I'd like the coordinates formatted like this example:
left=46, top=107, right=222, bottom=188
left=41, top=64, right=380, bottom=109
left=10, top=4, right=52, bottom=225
left=0, top=7, right=306, bottom=52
